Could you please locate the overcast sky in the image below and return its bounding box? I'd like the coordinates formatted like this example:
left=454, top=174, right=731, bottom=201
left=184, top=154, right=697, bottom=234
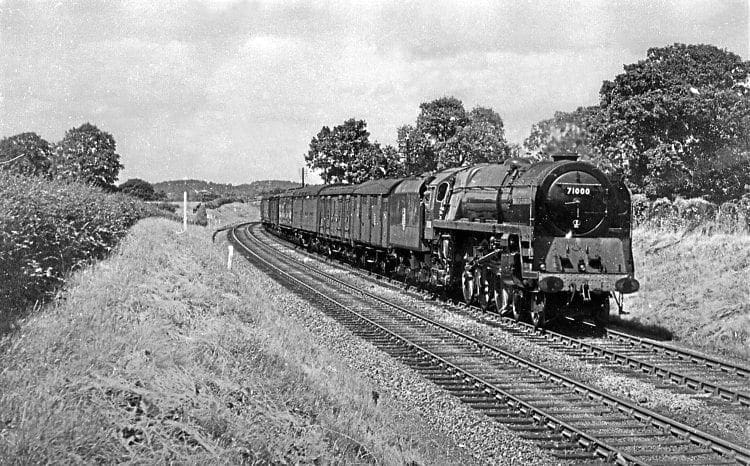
left=1, top=0, right=748, bottom=185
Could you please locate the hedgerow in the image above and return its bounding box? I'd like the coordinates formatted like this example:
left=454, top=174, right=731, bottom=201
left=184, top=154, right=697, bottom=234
left=632, top=194, right=750, bottom=234
left=1, top=172, right=151, bottom=307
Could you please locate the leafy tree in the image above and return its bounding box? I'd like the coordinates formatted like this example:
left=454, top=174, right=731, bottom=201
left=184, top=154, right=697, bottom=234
left=348, top=143, right=402, bottom=184
left=119, top=178, right=156, bottom=200
left=416, top=96, right=468, bottom=169
left=0, top=132, right=53, bottom=178
left=305, top=119, right=396, bottom=184
left=54, top=123, right=123, bottom=190
left=524, top=107, right=600, bottom=163
left=397, top=124, right=435, bottom=175
left=592, top=43, right=750, bottom=201
left=397, top=99, right=510, bottom=175
left=454, top=106, right=508, bottom=165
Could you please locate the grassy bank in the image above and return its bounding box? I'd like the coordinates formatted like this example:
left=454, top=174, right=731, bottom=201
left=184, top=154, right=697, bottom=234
left=621, top=228, right=750, bottom=359
left=0, top=217, right=470, bottom=464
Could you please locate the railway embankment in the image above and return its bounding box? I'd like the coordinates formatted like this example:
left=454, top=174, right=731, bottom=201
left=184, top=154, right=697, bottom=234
left=0, top=211, right=546, bottom=464
left=622, top=228, right=750, bottom=359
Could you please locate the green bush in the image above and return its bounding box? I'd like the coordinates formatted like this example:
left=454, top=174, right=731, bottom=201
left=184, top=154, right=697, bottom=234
left=0, top=172, right=150, bottom=307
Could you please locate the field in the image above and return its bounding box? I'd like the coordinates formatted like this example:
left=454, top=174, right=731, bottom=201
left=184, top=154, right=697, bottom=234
left=621, top=228, right=750, bottom=359
left=0, top=211, right=483, bottom=464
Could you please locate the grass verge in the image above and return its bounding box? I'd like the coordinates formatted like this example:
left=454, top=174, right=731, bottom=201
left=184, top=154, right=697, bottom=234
left=0, top=217, right=473, bottom=464
left=622, top=227, right=750, bottom=360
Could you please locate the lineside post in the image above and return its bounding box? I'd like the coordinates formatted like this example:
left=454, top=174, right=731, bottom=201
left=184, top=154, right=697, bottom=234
left=183, top=191, right=188, bottom=231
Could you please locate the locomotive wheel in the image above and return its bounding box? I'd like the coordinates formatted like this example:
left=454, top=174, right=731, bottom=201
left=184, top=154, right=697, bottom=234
left=476, top=268, right=493, bottom=312
left=511, top=291, right=526, bottom=322
left=530, top=294, right=546, bottom=330
left=461, top=270, right=476, bottom=305
left=494, top=279, right=512, bottom=316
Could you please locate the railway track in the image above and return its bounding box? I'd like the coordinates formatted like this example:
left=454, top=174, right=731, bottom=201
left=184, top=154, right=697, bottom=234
left=230, top=223, right=750, bottom=465
left=255, top=224, right=750, bottom=411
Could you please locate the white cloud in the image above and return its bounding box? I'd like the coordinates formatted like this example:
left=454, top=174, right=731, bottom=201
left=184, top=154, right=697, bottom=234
left=1, top=0, right=746, bottom=184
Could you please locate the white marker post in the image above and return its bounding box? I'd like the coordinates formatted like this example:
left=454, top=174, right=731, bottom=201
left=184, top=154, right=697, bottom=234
left=227, top=245, right=234, bottom=270
left=183, top=191, right=188, bottom=231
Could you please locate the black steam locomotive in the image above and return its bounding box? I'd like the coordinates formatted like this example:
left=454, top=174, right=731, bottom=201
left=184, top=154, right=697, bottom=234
left=260, top=154, right=639, bottom=328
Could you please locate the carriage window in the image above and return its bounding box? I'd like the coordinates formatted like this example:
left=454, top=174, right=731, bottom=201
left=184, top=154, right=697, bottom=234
left=436, top=182, right=449, bottom=202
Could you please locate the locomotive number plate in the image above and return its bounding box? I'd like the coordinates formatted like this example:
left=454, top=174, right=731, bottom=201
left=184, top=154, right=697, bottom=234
left=561, top=184, right=599, bottom=196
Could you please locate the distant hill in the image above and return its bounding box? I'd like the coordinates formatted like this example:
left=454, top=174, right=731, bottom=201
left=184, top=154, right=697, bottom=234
left=152, top=179, right=301, bottom=201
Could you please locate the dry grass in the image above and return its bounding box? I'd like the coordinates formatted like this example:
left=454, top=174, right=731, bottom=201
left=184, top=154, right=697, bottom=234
left=0, top=218, right=452, bottom=464
left=622, top=227, right=750, bottom=360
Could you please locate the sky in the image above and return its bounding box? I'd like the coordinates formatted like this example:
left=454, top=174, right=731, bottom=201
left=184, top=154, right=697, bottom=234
left=1, top=0, right=748, bottom=185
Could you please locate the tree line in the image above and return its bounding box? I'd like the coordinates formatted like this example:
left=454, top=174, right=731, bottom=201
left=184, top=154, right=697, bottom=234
left=0, top=123, right=164, bottom=201
left=305, top=44, right=750, bottom=203
left=305, top=98, right=518, bottom=185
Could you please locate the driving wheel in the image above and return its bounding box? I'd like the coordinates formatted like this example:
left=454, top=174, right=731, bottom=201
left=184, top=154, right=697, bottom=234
left=476, top=268, right=493, bottom=312
left=461, top=269, right=476, bottom=305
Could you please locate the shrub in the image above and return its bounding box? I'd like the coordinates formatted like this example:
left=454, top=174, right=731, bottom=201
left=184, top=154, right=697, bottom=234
left=633, top=195, right=749, bottom=234
left=194, top=204, right=208, bottom=226
left=151, top=201, right=178, bottom=213
left=0, top=172, right=150, bottom=308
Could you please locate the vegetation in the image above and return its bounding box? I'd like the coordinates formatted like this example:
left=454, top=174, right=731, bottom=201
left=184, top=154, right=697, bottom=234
left=305, top=119, right=401, bottom=184
left=0, top=132, right=54, bottom=178
left=527, top=44, right=750, bottom=203
left=523, top=106, right=598, bottom=162
left=625, top=228, right=750, bottom=359
left=119, top=178, right=160, bottom=201
left=0, top=218, right=465, bottom=464
left=151, top=179, right=300, bottom=202
left=305, top=98, right=512, bottom=183
left=0, top=172, right=158, bottom=313
left=53, top=123, right=123, bottom=191
left=398, top=99, right=510, bottom=175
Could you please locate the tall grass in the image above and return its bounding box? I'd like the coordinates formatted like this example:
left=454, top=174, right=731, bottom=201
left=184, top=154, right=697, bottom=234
left=0, top=219, right=443, bottom=463
left=623, top=226, right=750, bottom=359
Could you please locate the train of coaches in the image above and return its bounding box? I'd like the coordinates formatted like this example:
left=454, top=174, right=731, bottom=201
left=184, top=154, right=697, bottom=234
left=260, top=154, right=640, bottom=328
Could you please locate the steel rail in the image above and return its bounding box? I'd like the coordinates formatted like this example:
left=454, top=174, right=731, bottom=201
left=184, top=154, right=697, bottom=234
left=601, top=325, right=750, bottom=378
left=229, top=224, right=642, bottom=464
left=498, top=317, right=750, bottom=407
left=258, top=224, right=750, bottom=407
left=234, top=223, right=750, bottom=465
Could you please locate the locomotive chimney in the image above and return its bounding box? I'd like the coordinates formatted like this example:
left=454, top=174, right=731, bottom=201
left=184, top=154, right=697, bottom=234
left=551, top=154, right=580, bottom=161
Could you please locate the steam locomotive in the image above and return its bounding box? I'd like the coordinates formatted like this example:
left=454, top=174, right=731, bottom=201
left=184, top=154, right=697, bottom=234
left=260, top=154, right=639, bottom=328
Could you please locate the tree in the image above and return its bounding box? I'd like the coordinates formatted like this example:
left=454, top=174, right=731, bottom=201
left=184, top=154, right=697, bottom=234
left=592, top=43, right=750, bottom=201
left=454, top=106, right=508, bottom=165
left=54, top=123, right=123, bottom=190
left=0, top=132, right=53, bottom=178
left=524, top=106, right=601, bottom=164
left=397, top=124, right=435, bottom=175
left=415, top=96, right=468, bottom=169
left=348, top=143, right=402, bottom=184
left=119, top=178, right=156, bottom=200
left=305, top=119, right=391, bottom=184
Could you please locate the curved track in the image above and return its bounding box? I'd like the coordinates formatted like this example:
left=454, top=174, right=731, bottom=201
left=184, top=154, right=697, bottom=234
left=231, top=223, right=750, bottom=465
left=259, top=224, right=750, bottom=410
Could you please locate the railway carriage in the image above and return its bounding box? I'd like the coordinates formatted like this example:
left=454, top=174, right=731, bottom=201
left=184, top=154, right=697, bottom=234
left=319, top=184, right=356, bottom=243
